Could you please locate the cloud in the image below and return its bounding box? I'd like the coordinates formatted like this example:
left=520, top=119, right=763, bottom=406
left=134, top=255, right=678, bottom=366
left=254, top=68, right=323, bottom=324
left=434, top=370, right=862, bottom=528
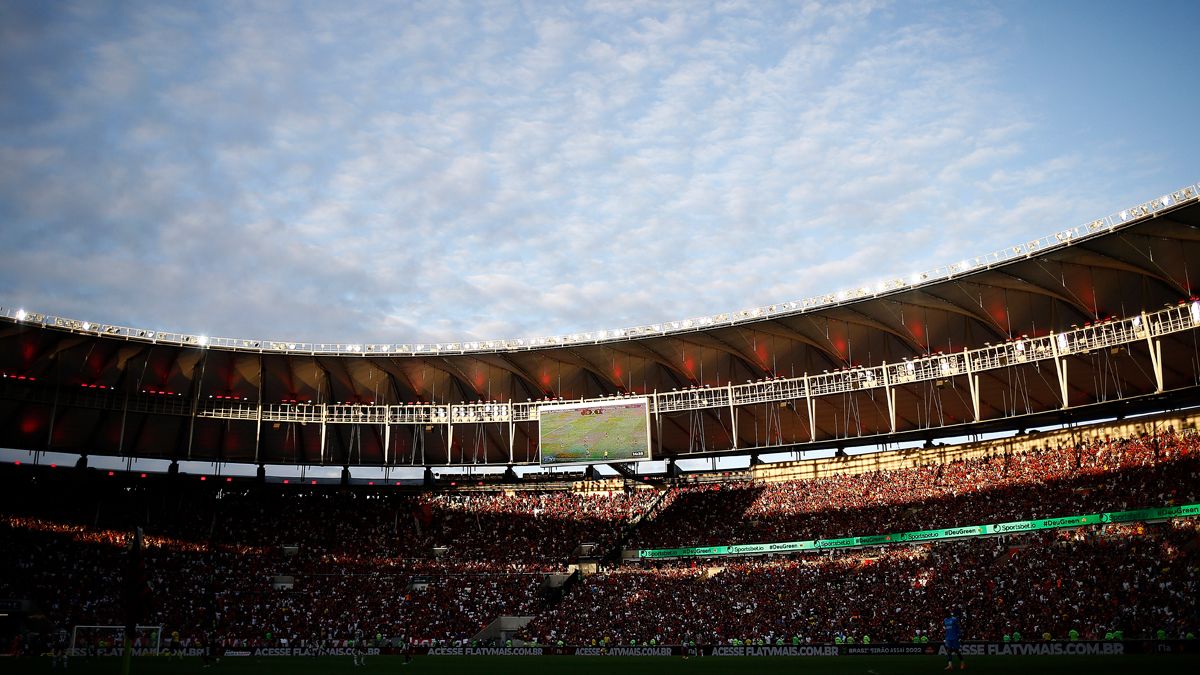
left=0, top=0, right=1193, bottom=345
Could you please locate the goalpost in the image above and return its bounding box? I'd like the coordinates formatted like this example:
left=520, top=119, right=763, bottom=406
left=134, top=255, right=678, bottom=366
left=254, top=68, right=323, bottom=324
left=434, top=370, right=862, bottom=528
left=70, top=625, right=163, bottom=655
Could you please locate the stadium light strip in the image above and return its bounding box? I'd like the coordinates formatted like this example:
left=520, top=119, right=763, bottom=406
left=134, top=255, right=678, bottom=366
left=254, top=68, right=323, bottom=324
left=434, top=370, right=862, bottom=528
left=1, top=183, right=1197, bottom=356
left=635, top=502, right=1200, bottom=559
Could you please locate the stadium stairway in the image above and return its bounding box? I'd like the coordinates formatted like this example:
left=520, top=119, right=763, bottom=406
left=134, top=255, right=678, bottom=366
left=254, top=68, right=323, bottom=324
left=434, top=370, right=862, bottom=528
left=470, top=568, right=583, bottom=646
left=471, top=615, right=535, bottom=646
left=602, top=484, right=671, bottom=566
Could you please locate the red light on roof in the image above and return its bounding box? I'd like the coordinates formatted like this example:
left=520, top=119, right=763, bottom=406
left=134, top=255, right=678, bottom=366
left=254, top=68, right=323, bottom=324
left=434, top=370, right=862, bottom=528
left=13, top=461, right=19, bottom=466
left=283, top=479, right=290, bottom=484
left=311, top=480, right=317, bottom=485
left=226, top=477, right=232, bottom=482
left=107, top=471, right=114, bottom=476
left=199, top=476, right=206, bottom=481
left=49, top=464, right=57, bottom=469
left=394, top=481, right=401, bottom=486
left=140, top=473, right=146, bottom=478
left=368, top=481, right=374, bottom=486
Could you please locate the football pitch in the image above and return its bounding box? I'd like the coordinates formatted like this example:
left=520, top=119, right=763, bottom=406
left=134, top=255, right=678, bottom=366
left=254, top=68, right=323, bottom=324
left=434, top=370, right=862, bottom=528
left=6, top=655, right=1200, bottom=674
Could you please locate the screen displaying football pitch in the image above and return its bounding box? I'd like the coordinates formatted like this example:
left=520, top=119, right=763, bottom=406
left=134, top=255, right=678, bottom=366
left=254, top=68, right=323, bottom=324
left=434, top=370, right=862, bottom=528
left=538, top=398, right=651, bottom=466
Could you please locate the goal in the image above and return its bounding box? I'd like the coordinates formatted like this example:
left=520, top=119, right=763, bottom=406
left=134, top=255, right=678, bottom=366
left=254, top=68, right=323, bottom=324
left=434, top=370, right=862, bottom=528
left=70, top=625, right=163, bottom=655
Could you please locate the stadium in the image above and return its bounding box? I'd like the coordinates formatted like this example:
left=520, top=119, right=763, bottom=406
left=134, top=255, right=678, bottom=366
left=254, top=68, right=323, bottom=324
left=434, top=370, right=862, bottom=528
left=2, top=184, right=1200, bottom=674
left=3, top=3, right=1200, bottom=675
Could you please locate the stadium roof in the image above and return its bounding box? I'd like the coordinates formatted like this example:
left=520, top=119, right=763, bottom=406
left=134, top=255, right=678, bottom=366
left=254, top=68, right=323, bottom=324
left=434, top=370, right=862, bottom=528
left=3, top=185, right=1200, bottom=467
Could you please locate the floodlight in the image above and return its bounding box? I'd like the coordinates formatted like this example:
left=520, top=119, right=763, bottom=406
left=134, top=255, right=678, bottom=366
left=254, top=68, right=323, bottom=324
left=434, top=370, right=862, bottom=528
left=198, top=335, right=209, bottom=346
left=15, top=309, right=26, bottom=321
left=82, top=322, right=90, bottom=330
left=1191, top=300, right=1200, bottom=325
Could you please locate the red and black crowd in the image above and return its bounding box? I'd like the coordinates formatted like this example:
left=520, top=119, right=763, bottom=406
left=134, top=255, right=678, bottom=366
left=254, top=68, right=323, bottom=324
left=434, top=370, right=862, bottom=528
left=1, top=428, right=1197, bottom=655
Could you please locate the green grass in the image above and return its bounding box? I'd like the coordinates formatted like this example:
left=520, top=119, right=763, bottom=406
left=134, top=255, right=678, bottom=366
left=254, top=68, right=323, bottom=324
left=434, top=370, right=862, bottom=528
left=6, top=655, right=1200, bottom=675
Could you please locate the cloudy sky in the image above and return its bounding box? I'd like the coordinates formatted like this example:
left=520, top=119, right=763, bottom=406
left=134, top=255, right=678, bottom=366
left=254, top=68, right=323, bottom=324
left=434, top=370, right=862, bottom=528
left=1, top=0, right=1197, bottom=345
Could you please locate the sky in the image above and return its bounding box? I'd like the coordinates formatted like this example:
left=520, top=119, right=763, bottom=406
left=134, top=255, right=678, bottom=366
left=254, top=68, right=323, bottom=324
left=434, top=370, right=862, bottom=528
left=1, top=0, right=1197, bottom=346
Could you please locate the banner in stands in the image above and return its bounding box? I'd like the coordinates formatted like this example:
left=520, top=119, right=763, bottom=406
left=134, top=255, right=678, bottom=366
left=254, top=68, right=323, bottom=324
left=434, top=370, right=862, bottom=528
left=91, top=641, right=1196, bottom=657
left=711, top=645, right=840, bottom=656
left=843, top=644, right=935, bottom=655
left=418, top=641, right=1196, bottom=657
left=426, top=647, right=546, bottom=656
left=162, top=647, right=382, bottom=658
left=636, top=502, right=1200, bottom=559
left=574, top=647, right=673, bottom=656
left=938, top=643, right=1125, bottom=656
left=845, top=642, right=1157, bottom=657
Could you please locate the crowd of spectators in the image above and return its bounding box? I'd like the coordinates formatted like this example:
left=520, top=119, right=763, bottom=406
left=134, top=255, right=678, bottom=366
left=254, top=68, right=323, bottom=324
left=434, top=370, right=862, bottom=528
left=1, top=428, right=1197, bottom=650
left=523, top=519, right=1200, bottom=645
left=0, top=483, right=654, bottom=649
left=420, top=489, right=655, bottom=566
left=632, top=429, right=1200, bottom=548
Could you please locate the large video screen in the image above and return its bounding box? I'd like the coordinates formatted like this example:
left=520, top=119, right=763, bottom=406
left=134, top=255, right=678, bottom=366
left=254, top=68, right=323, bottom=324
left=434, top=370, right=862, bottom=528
left=538, top=398, right=651, bottom=466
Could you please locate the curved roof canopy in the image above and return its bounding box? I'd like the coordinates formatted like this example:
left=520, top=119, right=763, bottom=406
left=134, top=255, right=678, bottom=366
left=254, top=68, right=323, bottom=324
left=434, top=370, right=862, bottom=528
left=3, top=186, right=1200, bottom=467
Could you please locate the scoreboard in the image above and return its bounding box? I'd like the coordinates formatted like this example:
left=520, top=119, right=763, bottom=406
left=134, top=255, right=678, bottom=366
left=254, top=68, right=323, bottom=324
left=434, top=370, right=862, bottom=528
left=538, top=398, right=651, bottom=466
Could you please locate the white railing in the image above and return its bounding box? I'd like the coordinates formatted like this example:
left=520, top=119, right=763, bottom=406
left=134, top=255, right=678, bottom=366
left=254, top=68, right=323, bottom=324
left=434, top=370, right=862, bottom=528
left=2, top=183, right=1195, bottom=356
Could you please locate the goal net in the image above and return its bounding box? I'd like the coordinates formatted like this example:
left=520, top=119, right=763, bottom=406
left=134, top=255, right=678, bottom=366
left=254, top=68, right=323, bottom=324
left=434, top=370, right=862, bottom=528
left=70, top=625, right=163, bottom=655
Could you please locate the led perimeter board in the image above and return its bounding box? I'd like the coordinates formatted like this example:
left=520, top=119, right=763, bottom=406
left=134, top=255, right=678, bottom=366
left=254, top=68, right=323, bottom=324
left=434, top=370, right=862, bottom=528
left=538, top=398, right=652, bottom=466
